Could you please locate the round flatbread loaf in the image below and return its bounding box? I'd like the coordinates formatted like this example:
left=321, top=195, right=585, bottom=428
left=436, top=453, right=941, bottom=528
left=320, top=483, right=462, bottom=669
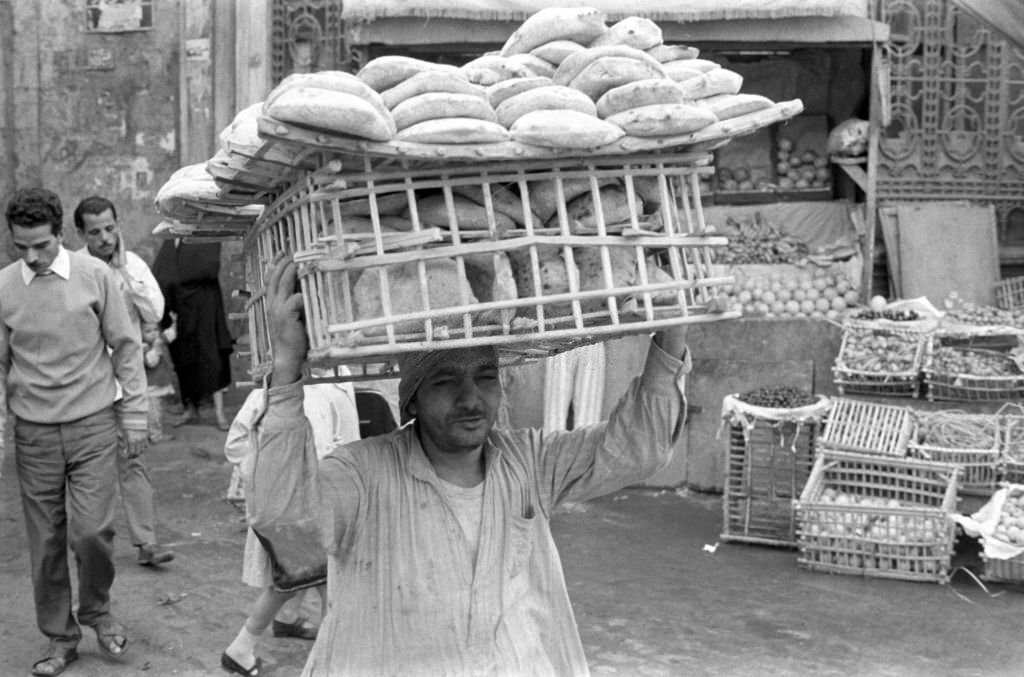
left=646, top=44, right=700, bottom=63
left=495, top=85, right=596, bottom=128
left=395, top=117, right=510, bottom=144
left=697, top=93, right=774, bottom=120
left=487, top=76, right=553, bottom=109
left=605, top=103, right=718, bottom=137
left=569, top=56, right=667, bottom=101
left=264, top=71, right=388, bottom=120
left=357, top=56, right=459, bottom=92
left=511, top=109, right=625, bottom=149
left=410, top=193, right=517, bottom=232
left=530, top=40, right=586, bottom=66
left=500, top=7, right=608, bottom=57
left=461, top=67, right=504, bottom=86
left=264, top=86, right=396, bottom=141
left=462, top=54, right=535, bottom=80
left=452, top=184, right=528, bottom=225
left=380, top=70, right=484, bottom=110
left=676, top=69, right=744, bottom=99
left=662, top=60, right=707, bottom=82
left=526, top=177, right=616, bottom=224
left=391, top=92, right=497, bottom=131
left=676, top=58, right=721, bottom=74
left=553, top=45, right=664, bottom=86
left=596, top=78, right=686, bottom=119
left=589, top=16, right=663, bottom=50
left=506, top=53, right=556, bottom=79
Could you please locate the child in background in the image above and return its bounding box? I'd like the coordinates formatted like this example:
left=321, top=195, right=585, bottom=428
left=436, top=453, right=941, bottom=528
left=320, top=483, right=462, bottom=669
left=142, top=321, right=177, bottom=443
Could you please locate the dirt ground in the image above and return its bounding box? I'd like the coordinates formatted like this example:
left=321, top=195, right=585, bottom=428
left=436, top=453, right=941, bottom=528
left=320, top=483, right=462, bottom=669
left=2, top=395, right=1024, bottom=677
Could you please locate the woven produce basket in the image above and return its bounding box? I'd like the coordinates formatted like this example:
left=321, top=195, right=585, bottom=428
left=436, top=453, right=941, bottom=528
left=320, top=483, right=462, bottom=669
left=832, top=326, right=926, bottom=398
left=1000, top=404, right=1024, bottom=484
left=720, top=394, right=831, bottom=548
left=794, top=450, right=960, bottom=583
left=906, top=410, right=1001, bottom=496
left=244, top=151, right=737, bottom=377
left=922, top=333, right=1024, bottom=402
left=816, top=397, right=914, bottom=457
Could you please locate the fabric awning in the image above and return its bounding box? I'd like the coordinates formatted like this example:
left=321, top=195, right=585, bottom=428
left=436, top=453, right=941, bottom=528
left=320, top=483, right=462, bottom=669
left=951, top=0, right=1024, bottom=49
left=340, top=0, right=869, bottom=24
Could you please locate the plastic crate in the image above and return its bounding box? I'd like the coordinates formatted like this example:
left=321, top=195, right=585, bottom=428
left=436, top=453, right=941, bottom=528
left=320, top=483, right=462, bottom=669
left=794, top=450, right=960, bottom=583
left=244, top=151, right=738, bottom=378
left=817, top=397, right=914, bottom=457
left=906, top=411, right=1001, bottom=496
left=832, top=327, right=926, bottom=398
left=995, top=276, right=1024, bottom=312
left=720, top=394, right=831, bottom=548
left=922, top=333, right=1024, bottom=403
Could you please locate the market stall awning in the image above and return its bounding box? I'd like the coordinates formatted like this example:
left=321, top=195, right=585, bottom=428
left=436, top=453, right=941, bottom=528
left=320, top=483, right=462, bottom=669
left=340, top=0, right=869, bottom=23
left=952, top=0, right=1024, bottom=50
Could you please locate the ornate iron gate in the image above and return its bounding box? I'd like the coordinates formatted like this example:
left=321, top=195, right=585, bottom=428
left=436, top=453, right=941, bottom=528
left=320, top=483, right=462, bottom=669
left=270, top=0, right=352, bottom=83
left=873, top=0, right=1024, bottom=238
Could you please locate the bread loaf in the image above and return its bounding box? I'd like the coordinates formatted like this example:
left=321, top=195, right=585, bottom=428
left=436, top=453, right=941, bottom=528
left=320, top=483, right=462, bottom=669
left=506, top=246, right=575, bottom=317
left=675, top=69, right=744, bottom=99
left=451, top=184, right=528, bottom=225
left=351, top=258, right=478, bottom=336
left=511, top=109, right=625, bottom=149
left=595, top=78, right=686, bottom=119
left=530, top=40, right=586, bottom=66
left=391, top=92, right=497, bottom=131
left=697, top=93, right=773, bottom=120
left=264, top=87, right=397, bottom=141
left=553, top=45, right=664, bottom=87
left=506, top=53, right=557, bottom=79
left=380, top=70, right=485, bottom=110
left=409, top=193, right=517, bottom=232
left=569, top=56, right=667, bottom=101
left=662, top=61, right=707, bottom=82
left=463, top=252, right=519, bottom=326
left=589, top=16, right=663, bottom=50
left=462, top=54, right=535, bottom=80
left=500, top=7, right=608, bottom=57
left=675, top=58, right=721, bottom=74
left=461, top=67, right=504, bottom=86
left=495, top=85, right=596, bottom=128
left=646, top=44, right=700, bottom=63
left=487, top=76, right=553, bottom=109
left=357, top=56, right=460, bottom=92
left=557, top=185, right=640, bottom=232
left=264, top=71, right=388, bottom=120
left=394, top=117, right=510, bottom=144
left=219, top=102, right=263, bottom=154
left=526, top=177, right=615, bottom=224
left=605, top=103, right=718, bottom=137
left=337, top=192, right=409, bottom=218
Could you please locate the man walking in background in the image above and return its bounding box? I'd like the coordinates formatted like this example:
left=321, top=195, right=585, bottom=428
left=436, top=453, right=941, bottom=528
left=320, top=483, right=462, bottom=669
left=1, top=188, right=148, bottom=676
left=74, top=196, right=175, bottom=568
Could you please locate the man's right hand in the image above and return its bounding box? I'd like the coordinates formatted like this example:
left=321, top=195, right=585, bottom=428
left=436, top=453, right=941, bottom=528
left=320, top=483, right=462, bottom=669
left=266, top=254, right=308, bottom=385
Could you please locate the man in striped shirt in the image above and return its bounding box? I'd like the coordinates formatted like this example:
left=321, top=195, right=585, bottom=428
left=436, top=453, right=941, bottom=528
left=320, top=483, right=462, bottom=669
left=0, top=188, right=148, bottom=677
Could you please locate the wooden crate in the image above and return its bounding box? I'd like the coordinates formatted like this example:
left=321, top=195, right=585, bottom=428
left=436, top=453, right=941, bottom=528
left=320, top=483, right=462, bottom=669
left=981, top=553, right=1024, bottom=584
left=817, top=397, right=914, bottom=457
left=995, top=276, right=1024, bottom=312
left=922, top=333, right=1024, bottom=403
left=720, top=395, right=830, bottom=547
left=1000, top=406, right=1024, bottom=485
left=906, top=410, right=1001, bottom=496
left=794, top=450, right=960, bottom=583
left=243, top=151, right=738, bottom=378
left=832, top=326, right=926, bottom=398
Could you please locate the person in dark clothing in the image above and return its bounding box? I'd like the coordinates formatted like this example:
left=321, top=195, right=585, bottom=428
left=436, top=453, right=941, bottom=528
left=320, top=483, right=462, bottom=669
left=152, top=239, right=234, bottom=430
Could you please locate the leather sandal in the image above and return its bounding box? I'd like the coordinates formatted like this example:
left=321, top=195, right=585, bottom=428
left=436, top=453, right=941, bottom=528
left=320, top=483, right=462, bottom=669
left=87, top=618, right=128, bottom=658
left=221, top=651, right=262, bottom=676
left=31, top=646, right=78, bottom=677
left=271, top=616, right=318, bottom=640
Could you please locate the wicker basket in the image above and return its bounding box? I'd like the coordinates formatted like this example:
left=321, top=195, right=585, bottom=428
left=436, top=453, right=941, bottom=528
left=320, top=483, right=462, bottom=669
left=1000, top=405, right=1024, bottom=484
left=906, top=410, right=1001, bottom=496
left=922, top=333, right=1024, bottom=402
left=832, top=327, right=927, bottom=398
left=244, top=151, right=738, bottom=377
left=995, top=276, right=1024, bottom=312
left=816, top=397, right=914, bottom=457
left=720, top=394, right=831, bottom=548
left=794, top=450, right=960, bottom=583
left=981, top=553, right=1024, bottom=584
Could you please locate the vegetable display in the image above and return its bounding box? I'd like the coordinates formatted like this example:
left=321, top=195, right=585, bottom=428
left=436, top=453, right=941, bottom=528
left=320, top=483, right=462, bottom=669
left=736, top=385, right=817, bottom=409
left=930, top=346, right=1021, bottom=377
left=836, top=329, right=921, bottom=373
left=993, top=489, right=1024, bottom=546
left=722, top=268, right=859, bottom=320
left=913, top=412, right=998, bottom=450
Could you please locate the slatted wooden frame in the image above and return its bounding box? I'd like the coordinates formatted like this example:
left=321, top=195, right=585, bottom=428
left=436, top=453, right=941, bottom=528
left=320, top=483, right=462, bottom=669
left=1000, top=407, right=1024, bottom=485
left=243, top=151, right=738, bottom=378
left=906, top=411, right=1001, bottom=496
left=794, top=450, right=960, bottom=583
left=995, top=276, right=1024, bottom=312
left=922, top=334, right=1024, bottom=403
left=817, top=397, right=914, bottom=457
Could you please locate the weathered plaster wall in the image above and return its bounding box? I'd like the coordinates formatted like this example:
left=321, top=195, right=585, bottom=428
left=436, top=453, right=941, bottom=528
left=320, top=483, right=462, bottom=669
left=1, top=0, right=181, bottom=266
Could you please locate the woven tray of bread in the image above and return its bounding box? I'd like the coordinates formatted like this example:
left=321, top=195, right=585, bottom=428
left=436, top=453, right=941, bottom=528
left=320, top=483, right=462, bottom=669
left=242, top=149, right=736, bottom=375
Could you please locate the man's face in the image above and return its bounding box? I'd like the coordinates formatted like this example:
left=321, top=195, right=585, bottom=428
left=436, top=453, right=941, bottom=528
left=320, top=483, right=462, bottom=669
left=410, top=348, right=502, bottom=455
left=79, top=208, right=120, bottom=262
left=12, top=223, right=62, bottom=274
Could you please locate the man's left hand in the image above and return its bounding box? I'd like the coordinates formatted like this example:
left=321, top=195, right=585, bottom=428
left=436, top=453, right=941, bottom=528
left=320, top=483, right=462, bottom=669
left=122, top=429, right=149, bottom=458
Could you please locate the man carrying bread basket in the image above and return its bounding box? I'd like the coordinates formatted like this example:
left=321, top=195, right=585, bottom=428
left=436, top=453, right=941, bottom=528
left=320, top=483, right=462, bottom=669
left=247, top=254, right=691, bottom=677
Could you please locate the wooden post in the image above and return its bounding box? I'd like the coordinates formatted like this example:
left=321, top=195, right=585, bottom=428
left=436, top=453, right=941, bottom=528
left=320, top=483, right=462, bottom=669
left=179, top=0, right=214, bottom=165
left=863, top=41, right=882, bottom=299
left=212, top=0, right=236, bottom=137
left=235, top=0, right=271, bottom=108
